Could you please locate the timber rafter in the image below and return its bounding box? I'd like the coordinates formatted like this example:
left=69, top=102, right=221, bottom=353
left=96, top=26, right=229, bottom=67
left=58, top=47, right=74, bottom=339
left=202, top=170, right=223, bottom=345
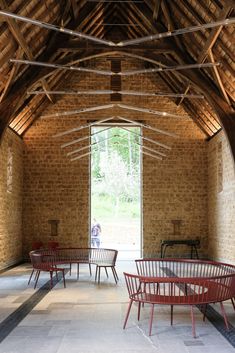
left=0, top=0, right=234, bottom=161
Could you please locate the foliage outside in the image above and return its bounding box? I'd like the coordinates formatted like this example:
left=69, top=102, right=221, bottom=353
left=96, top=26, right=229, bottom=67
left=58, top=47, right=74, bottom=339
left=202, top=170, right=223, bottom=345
left=91, top=126, right=141, bottom=220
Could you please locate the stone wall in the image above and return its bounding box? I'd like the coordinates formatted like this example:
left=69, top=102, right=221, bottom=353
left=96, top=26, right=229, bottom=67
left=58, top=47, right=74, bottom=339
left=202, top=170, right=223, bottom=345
left=143, top=118, right=208, bottom=258
left=22, top=61, right=208, bottom=259
left=22, top=116, right=90, bottom=256
left=0, top=129, right=23, bottom=269
left=208, top=131, right=235, bottom=264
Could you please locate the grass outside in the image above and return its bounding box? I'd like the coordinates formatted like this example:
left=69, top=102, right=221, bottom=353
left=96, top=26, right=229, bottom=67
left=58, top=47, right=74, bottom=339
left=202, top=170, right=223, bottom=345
left=91, top=193, right=140, bottom=220
left=91, top=194, right=142, bottom=258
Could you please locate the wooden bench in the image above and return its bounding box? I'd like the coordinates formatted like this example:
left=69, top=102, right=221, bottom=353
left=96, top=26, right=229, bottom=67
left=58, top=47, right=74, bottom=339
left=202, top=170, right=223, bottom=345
left=29, top=247, right=118, bottom=288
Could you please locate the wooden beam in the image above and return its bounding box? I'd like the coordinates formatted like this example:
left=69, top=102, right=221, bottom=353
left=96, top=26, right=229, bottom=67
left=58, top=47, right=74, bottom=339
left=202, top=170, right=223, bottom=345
left=60, top=40, right=173, bottom=52
left=159, top=52, right=235, bottom=161
left=128, top=1, right=159, bottom=34
left=69, top=0, right=87, bottom=20
left=0, top=48, right=22, bottom=103
left=153, top=0, right=161, bottom=21
left=208, top=49, right=231, bottom=105
left=0, top=1, right=103, bottom=139
left=70, top=0, right=78, bottom=20
left=176, top=3, right=232, bottom=105
left=161, top=0, right=184, bottom=52
left=197, top=5, right=232, bottom=63
left=119, top=3, right=150, bottom=36
left=0, top=0, right=54, bottom=103
left=157, top=70, right=211, bottom=136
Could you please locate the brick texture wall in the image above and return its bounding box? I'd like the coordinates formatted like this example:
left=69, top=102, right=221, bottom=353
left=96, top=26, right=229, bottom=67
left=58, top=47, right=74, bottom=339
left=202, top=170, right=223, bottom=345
left=208, top=131, right=235, bottom=264
left=0, top=129, right=23, bottom=269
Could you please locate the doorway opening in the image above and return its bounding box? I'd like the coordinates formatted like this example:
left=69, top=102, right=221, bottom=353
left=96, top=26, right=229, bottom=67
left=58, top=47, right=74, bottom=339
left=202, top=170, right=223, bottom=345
left=90, top=125, right=142, bottom=260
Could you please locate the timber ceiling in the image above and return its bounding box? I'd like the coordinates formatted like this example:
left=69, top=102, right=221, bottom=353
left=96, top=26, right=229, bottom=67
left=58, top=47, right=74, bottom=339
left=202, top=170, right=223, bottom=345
left=0, top=0, right=234, bottom=155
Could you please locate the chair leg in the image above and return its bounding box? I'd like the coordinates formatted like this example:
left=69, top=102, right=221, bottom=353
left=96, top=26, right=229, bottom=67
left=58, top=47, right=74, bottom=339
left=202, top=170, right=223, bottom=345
left=62, top=270, right=66, bottom=288
left=138, top=301, right=141, bottom=321
left=77, top=263, right=79, bottom=280
left=149, top=304, right=155, bottom=336
left=69, top=263, right=72, bottom=276
left=95, top=266, right=98, bottom=281
left=123, top=300, right=133, bottom=329
left=113, top=267, right=119, bottom=280
left=50, top=271, right=53, bottom=289
left=89, top=263, right=92, bottom=276
left=203, top=304, right=207, bottom=321
left=105, top=267, right=108, bottom=278
left=185, top=283, right=188, bottom=296
left=170, top=305, right=174, bottom=326
left=34, top=271, right=40, bottom=289
left=220, top=302, right=229, bottom=330
left=28, top=269, right=34, bottom=285
left=190, top=305, right=196, bottom=338
left=111, top=267, right=118, bottom=284
left=98, top=267, right=101, bottom=284
left=231, top=297, right=235, bottom=310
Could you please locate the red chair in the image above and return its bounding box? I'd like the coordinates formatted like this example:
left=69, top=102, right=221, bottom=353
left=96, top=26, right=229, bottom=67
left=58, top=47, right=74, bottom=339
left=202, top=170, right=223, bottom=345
left=28, top=250, right=66, bottom=289
left=48, top=241, right=59, bottom=249
left=31, top=241, right=44, bottom=250
left=123, top=270, right=234, bottom=337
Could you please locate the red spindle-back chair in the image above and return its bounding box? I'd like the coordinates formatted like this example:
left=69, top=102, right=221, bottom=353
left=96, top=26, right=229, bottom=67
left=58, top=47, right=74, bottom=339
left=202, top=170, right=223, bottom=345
left=123, top=259, right=235, bottom=337
left=31, top=241, right=44, bottom=250
left=48, top=241, right=59, bottom=249
left=28, top=249, right=66, bottom=289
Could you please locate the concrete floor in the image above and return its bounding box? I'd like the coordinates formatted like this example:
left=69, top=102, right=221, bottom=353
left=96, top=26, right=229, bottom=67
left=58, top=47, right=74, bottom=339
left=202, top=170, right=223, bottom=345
left=0, top=261, right=234, bottom=353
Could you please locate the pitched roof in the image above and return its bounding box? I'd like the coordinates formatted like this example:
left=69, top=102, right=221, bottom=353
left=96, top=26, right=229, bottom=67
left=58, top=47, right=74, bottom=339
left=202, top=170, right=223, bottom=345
left=0, top=0, right=234, bottom=154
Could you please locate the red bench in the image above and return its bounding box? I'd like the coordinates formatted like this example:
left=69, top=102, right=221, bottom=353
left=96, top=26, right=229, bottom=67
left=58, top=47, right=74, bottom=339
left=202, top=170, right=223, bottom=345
left=29, top=247, right=118, bottom=288
left=123, top=259, right=235, bottom=337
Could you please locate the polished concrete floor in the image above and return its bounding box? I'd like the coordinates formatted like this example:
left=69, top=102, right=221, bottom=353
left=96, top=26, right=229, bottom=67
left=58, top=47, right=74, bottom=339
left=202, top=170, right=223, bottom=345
left=0, top=261, right=234, bottom=353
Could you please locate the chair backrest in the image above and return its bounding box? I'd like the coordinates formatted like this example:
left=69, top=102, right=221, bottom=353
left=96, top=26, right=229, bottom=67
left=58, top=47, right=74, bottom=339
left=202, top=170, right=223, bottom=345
left=55, top=248, right=91, bottom=263
left=47, top=248, right=118, bottom=266
left=135, top=259, right=235, bottom=304
left=90, top=248, right=118, bottom=265
left=124, top=271, right=235, bottom=305
left=29, top=249, right=56, bottom=270
left=31, top=241, right=44, bottom=250
left=135, top=258, right=235, bottom=279
left=48, top=241, right=59, bottom=249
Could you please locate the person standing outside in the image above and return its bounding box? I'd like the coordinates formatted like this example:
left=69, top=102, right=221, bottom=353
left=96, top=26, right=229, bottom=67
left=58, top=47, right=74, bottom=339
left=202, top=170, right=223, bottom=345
left=91, top=218, right=101, bottom=248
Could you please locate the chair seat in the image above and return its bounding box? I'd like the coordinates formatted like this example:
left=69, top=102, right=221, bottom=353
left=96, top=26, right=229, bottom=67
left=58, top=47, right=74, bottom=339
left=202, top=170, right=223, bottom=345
left=96, top=262, right=114, bottom=267
left=131, top=281, right=233, bottom=305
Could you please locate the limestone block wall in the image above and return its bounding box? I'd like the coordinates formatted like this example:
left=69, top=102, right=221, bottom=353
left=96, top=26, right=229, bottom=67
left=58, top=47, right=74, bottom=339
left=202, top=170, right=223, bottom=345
left=143, top=118, right=208, bottom=258
left=22, top=61, right=208, bottom=258
left=208, top=131, right=235, bottom=264
left=0, top=129, right=23, bottom=269
left=22, top=116, right=90, bottom=257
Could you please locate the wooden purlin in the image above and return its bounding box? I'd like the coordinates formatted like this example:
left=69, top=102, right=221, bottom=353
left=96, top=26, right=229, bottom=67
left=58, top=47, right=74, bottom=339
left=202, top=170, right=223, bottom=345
left=153, top=0, right=161, bottom=21
left=0, top=0, right=234, bottom=149
left=161, top=0, right=185, bottom=52
left=0, top=0, right=56, bottom=103
left=0, top=1, right=101, bottom=138
left=0, top=47, right=22, bottom=103
left=136, top=1, right=235, bottom=143
left=169, top=1, right=233, bottom=106
left=208, top=49, right=231, bottom=105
